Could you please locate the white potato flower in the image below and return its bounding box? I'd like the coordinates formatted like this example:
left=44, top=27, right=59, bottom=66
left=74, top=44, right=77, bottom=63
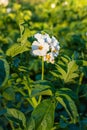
left=43, top=33, right=52, bottom=43
left=34, top=33, right=51, bottom=43
left=31, top=33, right=60, bottom=63
left=51, top=46, right=60, bottom=57
left=44, top=52, right=54, bottom=64
left=49, top=36, right=60, bottom=57
left=32, top=41, right=49, bottom=56
left=7, top=8, right=11, bottom=13
left=51, top=3, right=56, bottom=9
left=62, top=1, right=68, bottom=6
left=34, top=33, right=43, bottom=43
left=0, top=0, right=8, bottom=6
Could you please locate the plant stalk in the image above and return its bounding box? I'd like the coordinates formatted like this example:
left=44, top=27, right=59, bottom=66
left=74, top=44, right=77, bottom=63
left=41, top=56, right=44, bottom=80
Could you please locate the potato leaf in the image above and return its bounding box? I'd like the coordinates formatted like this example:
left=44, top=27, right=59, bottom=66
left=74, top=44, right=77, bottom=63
left=56, top=96, right=72, bottom=120
left=55, top=88, right=79, bottom=123
left=6, top=108, right=26, bottom=128
left=27, top=99, right=55, bottom=130
left=51, top=57, right=79, bottom=83
left=6, top=43, right=29, bottom=57
left=31, top=84, right=53, bottom=97
left=56, top=92, right=79, bottom=123
left=0, top=58, right=9, bottom=87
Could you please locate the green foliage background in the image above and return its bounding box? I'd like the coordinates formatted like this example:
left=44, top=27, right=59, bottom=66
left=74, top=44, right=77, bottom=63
left=0, top=0, right=87, bottom=130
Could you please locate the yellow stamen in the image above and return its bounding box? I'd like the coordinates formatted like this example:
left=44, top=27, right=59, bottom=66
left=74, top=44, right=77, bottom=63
left=53, top=49, right=57, bottom=53
left=38, top=46, right=43, bottom=50
left=46, top=54, right=51, bottom=60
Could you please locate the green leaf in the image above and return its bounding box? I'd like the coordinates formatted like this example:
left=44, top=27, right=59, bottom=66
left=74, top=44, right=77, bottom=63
left=0, top=58, right=9, bottom=87
left=56, top=64, right=67, bottom=79
left=56, top=97, right=72, bottom=120
left=60, top=94, right=79, bottom=123
left=30, top=80, right=54, bottom=97
left=26, top=117, right=35, bottom=130
left=61, top=55, right=70, bottom=64
left=52, top=59, right=79, bottom=83
left=55, top=89, right=79, bottom=123
left=27, top=99, right=55, bottom=130
left=50, top=71, right=60, bottom=78
left=64, top=61, right=79, bottom=83
left=31, top=84, right=53, bottom=97
left=6, top=43, right=29, bottom=57
left=58, top=88, right=77, bottom=100
left=3, top=87, right=15, bottom=101
left=6, top=108, right=26, bottom=128
left=82, top=61, right=87, bottom=66
left=76, top=60, right=87, bottom=66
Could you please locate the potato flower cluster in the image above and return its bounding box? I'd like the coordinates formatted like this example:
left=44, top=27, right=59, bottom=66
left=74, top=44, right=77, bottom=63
left=31, top=33, right=60, bottom=63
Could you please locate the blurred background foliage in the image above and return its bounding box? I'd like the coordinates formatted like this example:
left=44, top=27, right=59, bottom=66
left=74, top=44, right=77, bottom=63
left=0, top=0, right=87, bottom=57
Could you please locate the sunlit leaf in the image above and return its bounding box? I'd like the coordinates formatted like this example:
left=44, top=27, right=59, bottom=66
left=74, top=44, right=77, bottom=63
left=27, top=99, right=55, bottom=130
left=51, top=56, right=79, bottom=83
left=31, top=84, right=53, bottom=97
left=6, top=108, right=26, bottom=128
left=6, top=43, right=29, bottom=57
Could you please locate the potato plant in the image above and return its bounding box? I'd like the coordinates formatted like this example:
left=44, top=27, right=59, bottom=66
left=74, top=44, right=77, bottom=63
left=0, top=0, right=87, bottom=130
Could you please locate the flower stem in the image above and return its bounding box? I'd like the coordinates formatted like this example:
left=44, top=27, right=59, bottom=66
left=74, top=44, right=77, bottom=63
left=42, top=56, right=44, bottom=80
